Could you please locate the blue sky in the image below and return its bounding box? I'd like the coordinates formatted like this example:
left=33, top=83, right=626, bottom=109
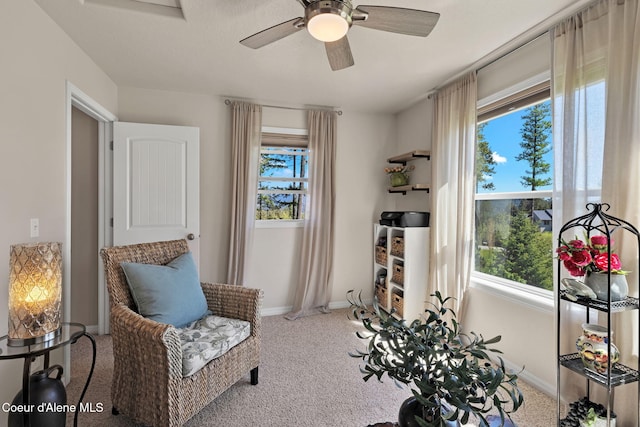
left=478, top=101, right=553, bottom=194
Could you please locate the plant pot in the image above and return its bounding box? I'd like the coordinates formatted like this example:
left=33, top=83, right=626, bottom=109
left=398, top=396, right=459, bottom=427
left=584, top=272, right=628, bottom=301
left=389, top=172, right=409, bottom=187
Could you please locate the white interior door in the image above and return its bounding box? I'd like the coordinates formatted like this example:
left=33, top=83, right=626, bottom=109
left=113, top=122, right=200, bottom=262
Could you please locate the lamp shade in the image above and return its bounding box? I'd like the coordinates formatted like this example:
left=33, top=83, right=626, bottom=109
left=8, top=242, right=62, bottom=346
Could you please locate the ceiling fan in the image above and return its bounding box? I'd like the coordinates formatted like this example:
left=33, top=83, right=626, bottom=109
left=240, top=0, right=440, bottom=71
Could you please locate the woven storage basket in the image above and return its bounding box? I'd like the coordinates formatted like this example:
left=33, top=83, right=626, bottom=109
left=392, top=290, right=404, bottom=317
left=391, top=262, right=404, bottom=285
left=375, top=245, right=387, bottom=265
left=375, top=283, right=388, bottom=307
left=390, top=236, right=404, bottom=257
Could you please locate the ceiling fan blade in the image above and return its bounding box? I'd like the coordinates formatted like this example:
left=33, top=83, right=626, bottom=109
left=353, top=6, right=439, bottom=37
left=325, top=36, right=354, bottom=71
left=240, top=17, right=305, bottom=49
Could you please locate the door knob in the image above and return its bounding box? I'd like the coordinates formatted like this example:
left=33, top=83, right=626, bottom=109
left=187, top=233, right=196, bottom=240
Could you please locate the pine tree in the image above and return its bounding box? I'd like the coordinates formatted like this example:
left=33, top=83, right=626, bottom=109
left=503, top=211, right=553, bottom=290
left=476, top=122, right=496, bottom=191
left=516, top=103, right=552, bottom=191
left=257, top=153, right=287, bottom=219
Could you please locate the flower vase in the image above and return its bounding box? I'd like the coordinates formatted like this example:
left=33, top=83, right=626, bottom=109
left=584, top=273, right=628, bottom=301
left=390, top=172, right=409, bottom=187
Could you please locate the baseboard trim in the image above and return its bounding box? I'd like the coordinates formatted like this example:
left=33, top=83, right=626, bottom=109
left=85, top=324, right=99, bottom=334
left=261, top=300, right=354, bottom=317
left=496, top=355, right=556, bottom=398
left=261, top=306, right=293, bottom=317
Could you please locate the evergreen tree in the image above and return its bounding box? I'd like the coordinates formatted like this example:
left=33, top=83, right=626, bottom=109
left=516, top=103, right=552, bottom=191
left=257, top=152, right=287, bottom=219
left=476, top=123, right=496, bottom=191
left=503, top=211, right=553, bottom=290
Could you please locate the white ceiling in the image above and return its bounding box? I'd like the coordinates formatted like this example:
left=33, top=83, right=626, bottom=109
left=35, top=0, right=589, bottom=114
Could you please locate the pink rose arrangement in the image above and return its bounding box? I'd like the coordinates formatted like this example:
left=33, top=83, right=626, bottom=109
left=556, top=235, right=626, bottom=277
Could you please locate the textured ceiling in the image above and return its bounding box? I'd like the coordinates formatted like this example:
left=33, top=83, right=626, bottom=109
left=35, top=0, right=590, bottom=113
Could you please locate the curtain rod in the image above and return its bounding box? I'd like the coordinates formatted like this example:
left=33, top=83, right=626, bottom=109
left=224, top=99, right=343, bottom=116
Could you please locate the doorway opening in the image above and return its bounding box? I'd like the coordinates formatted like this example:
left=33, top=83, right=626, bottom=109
left=71, top=106, right=100, bottom=333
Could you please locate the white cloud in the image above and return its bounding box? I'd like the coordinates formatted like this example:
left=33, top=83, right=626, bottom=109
left=482, top=174, right=493, bottom=181
left=492, top=152, right=507, bottom=163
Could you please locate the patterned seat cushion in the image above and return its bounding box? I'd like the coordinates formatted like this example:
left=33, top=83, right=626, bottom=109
left=177, top=314, right=251, bottom=377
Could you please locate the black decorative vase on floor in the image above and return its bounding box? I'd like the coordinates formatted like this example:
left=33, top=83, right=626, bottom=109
left=8, top=364, right=67, bottom=427
left=398, top=396, right=460, bottom=427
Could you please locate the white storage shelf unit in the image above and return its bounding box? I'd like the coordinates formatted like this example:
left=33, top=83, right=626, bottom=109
left=373, top=224, right=430, bottom=322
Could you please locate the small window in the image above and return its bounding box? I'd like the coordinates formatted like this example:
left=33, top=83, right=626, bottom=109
left=256, top=128, right=309, bottom=221
left=474, top=83, right=554, bottom=292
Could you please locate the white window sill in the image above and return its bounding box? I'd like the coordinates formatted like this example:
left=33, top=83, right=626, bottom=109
left=255, top=220, right=304, bottom=229
left=470, top=272, right=555, bottom=313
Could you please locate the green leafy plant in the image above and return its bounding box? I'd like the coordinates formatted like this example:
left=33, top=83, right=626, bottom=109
left=347, top=290, right=523, bottom=427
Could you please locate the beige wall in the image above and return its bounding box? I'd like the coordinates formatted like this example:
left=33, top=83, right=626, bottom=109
left=394, top=98, right=433, bottom=213
left=117, top=87, right=230, bottom=283
left=71, top=107, right=99, bottom=327
left=117, top=88, right=397, bottom=310
left=0, top=0, right=117, bottom=422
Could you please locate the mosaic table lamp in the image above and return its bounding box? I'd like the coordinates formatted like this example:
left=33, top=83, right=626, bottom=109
left=8, top=242, right=62, bottom=346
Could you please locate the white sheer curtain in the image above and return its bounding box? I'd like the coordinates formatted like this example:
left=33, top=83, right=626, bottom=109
left=429, top=72, right=477, bottom=315
left=227, top=101, right=262, bottom=285
left=552, top=0, right=640, bottom=422
left=285, top=110, right=337, bottom=320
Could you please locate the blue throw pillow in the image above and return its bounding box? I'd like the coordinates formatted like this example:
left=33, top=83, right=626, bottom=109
left=120, top=252, right=208, bottom=328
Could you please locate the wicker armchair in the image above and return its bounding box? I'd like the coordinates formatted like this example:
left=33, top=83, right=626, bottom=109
left=100, top=239, right=262, bottom=427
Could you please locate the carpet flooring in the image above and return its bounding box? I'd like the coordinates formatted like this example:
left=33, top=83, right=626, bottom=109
left=65, top=308, right=557, bottom=426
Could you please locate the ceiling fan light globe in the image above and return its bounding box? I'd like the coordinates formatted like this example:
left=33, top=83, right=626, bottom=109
left=307, top=13, right=349, bottom=42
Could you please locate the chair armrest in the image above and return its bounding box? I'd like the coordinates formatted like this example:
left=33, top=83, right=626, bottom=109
left=201, top=283, right=263, bottom=337
left=110, top=304, right=183, bottom=379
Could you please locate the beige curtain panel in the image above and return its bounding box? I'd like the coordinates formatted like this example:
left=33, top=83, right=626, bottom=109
left=429, top=71, right=477, bottom=316
left=227, top=101, right=262, bottom=285
left=285, top=109, right=337, bottom=320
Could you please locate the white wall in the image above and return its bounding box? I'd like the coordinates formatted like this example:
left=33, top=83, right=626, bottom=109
left=0, top=0, right=118, bottom=423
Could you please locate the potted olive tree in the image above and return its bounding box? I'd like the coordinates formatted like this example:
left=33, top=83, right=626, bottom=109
left=348, top=290, right=523, bottom=427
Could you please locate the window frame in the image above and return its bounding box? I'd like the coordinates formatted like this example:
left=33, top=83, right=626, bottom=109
left=471, top=78, right=555, bottom=309
left=255, top=127, right=309, bottom=228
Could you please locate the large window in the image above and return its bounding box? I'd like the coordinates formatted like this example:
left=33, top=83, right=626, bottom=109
left=474, top=84, right=554, bottom=292
left=256, top=128, right=309, bottom=221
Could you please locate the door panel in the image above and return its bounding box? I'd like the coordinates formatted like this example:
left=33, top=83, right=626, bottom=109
left=113, top=122, right=200, bottom=262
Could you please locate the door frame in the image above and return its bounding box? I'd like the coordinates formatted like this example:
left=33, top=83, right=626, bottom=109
left=65, top=81, right=117, bottom=340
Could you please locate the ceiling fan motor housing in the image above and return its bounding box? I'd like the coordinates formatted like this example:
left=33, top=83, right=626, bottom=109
left=306, top=0, right=354, bottom=30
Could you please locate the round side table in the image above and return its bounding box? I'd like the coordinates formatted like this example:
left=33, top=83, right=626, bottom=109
left=0, top=322, right=96, bottom=427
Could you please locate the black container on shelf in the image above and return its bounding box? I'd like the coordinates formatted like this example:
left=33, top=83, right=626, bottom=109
left=380, top=211, right=430, bottom=227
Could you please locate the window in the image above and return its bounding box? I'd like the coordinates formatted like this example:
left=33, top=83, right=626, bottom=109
left=256, top=128, right=309, bottom=222
left=474, top=83, right=554, bottom=292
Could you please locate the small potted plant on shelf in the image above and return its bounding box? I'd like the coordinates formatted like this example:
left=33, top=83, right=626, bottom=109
left=347, top=290, right=523, bottom=427
left=385, top=164, right=415, bottom=187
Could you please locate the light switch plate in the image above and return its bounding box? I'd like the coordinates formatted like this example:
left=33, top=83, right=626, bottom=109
left=30, top=218, right=39, bottom=238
